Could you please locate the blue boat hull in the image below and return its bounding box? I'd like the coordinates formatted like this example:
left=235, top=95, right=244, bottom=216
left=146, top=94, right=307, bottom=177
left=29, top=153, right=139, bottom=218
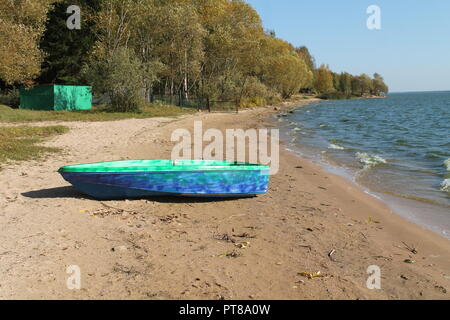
left=60, top=170, right=270, bottom=199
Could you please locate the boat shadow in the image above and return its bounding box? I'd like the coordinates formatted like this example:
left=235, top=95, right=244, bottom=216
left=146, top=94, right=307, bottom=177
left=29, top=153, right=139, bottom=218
left=21, top=186, right=251, bottom=203
left=21, top=186, right=89, bottom=199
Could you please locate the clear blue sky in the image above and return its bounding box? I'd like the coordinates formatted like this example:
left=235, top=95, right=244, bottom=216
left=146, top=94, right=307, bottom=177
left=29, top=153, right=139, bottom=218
left=246, top=0, right=450, bottom=92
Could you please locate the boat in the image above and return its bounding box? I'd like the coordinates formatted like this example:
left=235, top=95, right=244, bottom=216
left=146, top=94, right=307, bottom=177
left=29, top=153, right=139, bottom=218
left=58, top=160, right=270, bottom=200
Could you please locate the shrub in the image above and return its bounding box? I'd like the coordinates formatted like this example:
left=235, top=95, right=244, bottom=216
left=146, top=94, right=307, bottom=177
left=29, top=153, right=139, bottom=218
left=240, top=96, right=267, bottom=108
left=239, top=77, right=281, bottom=107
left=0, top=89, right=20, bottom=108
left=318, top=91, right=352, bottom=100
left=81, top=47, right=145, bottom=112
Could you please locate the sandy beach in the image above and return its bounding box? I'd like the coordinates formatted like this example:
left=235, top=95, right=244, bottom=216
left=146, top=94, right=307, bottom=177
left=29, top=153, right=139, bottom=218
left=0, top=100, right=449, bottom=300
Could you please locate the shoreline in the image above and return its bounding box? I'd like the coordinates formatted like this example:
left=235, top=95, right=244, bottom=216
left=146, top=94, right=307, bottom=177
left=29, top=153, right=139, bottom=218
left=276, top=98, right=450, bottom=241
left=0, top=99, right=449, bottom=299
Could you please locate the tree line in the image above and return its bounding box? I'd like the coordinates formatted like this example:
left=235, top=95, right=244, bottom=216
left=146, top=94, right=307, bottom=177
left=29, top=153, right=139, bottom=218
left=0, top=0, right=389, bottom=112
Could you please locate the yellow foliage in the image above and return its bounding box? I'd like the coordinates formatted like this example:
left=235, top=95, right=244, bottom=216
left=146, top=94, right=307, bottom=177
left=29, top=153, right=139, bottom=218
left=0, top=0, right=57, bottom=85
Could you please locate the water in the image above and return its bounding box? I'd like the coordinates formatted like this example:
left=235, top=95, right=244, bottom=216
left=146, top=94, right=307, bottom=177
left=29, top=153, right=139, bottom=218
left=279, top=92, right=450, bottom=239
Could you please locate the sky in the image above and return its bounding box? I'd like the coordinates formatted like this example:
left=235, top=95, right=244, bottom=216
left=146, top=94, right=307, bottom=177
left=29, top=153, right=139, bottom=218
left=246, top=0, right=450, bottom=92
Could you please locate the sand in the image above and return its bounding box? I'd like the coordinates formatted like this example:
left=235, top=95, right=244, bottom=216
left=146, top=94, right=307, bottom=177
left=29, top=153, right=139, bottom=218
left=0, top=100, right=449, bottom=300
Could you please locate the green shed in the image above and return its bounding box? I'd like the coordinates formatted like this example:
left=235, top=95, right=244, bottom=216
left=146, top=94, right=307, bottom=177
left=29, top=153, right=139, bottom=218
left=20, top=85, right=92, bottom=111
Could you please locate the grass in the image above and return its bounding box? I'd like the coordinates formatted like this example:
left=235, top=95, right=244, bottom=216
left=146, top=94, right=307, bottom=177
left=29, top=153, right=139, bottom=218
left=0, top=104, right=196, bottom=123
left=0, top=125, right=69, bottom=168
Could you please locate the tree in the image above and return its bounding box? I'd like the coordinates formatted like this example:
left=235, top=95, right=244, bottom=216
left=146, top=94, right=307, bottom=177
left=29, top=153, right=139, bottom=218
left=332, top=72, right=340, bottom=91
left=132, top=0, right=205, bottom=102
left=38, top=0, right=101, bottom=84
left=81, top=47, right=145, bottom=112
left=339, top=72, right=352, bottom=95
left=314, top=65, right=334, bottom=94
left=92, top=0, right=142, bottom=59
left=194, top=0, right=264, bottom=109
left=296, top=46, right=315, bottom=72
left=372, top=73, right=389, bottom=95
left=56, top=0, right=389, bottom=108
left=0, top=0, right=56, bottom=85
left=359, top=73, right=373, bottom=96
left=351, top=76, right=362, bottom=96
left=258, top=37, right=312, bottom=99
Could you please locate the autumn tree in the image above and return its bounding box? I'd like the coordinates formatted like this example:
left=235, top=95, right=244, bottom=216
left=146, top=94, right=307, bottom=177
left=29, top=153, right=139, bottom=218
left=58, top=0, right=389, bottom=109
left=296, top=46, right=315, bottom=72
left=314, top=65, right=334, bottom=94
left=351, top=76, right=362, bottom=96
left=359, top=74, right=373, bottom=96
left=92, top=0, right=143, bottom=59
left=332, top=73, right=340, bottom=91
left=372, top=73, right=389, bottom=95
left=0, top=0, right=56, bottom=85
left=132, top=0, right=205, bottom=102
left=259, top=37, right=312, bottom=99
left=339, top=72, right=352, bottom=95
left=193, top=0, right=264, bottom=109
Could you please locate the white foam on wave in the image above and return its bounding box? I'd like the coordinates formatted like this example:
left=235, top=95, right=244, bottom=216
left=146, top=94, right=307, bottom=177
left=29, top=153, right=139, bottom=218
left=444, top=158, right=450, bottom=171
left=441, top=179, right=450, bottom=192
left=356, top=152, right=387, bottom=169
left=328, top=143, right=345, bottom=150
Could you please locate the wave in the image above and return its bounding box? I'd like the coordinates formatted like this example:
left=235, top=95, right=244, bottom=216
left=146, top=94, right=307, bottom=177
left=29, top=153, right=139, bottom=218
left=328, top=143, right=345, bottom=150
left=441, top=179, right=450, bottom=193
left=356, top=152, right=387, bottom=169
left=426, top=151, right=449, bottom=159
left=444, top=158, right=450, bottom=171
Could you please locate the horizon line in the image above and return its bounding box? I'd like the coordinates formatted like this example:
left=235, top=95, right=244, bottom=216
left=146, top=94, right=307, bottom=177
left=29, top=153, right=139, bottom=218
left=389, top=89, right=450, bottom=94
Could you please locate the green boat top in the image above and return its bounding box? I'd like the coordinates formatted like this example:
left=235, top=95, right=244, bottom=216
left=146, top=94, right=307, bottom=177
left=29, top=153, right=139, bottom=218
left=58, top=160, right=270, bottom=173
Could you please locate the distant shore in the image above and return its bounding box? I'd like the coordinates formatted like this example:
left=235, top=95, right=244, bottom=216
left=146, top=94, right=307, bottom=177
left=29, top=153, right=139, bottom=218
left=0, top=98, right=448, bottom=299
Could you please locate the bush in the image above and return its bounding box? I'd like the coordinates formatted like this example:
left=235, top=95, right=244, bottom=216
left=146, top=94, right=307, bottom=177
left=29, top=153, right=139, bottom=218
left=81, top=48, right=145, bottom=112
left=240, top=96, right=267, bottom=108
left=265, top=89, right=282, bottom=105
left=0, top=89, right=20, bottom=108
left=318, top=91, right=352, bottom=100
left=239, top=77, right=281, bottom=107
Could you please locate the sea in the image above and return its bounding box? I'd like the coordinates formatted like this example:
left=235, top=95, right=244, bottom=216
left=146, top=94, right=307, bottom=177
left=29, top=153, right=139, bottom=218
left=278, top=91, right=450, bottom=239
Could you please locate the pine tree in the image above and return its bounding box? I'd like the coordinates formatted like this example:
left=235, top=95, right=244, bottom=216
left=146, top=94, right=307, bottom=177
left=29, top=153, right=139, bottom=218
left=38, top=0, right=102, bottom=84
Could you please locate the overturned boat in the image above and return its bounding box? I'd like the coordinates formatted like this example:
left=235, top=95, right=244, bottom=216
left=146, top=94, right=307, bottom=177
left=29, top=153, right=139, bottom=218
left=58, top=160, right=270, bottom=200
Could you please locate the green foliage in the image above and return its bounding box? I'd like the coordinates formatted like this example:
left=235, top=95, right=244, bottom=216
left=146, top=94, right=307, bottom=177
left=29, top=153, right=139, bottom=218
left=318, top=91, right=352, bottom=100
left=81, top=47, right=146, bottom=112
left=0, top=89, right=20, bottom=108
left=1, top=0, right=389, bottom=107
left=259, top=37, right=312, bottom=99
left=240, top=96, right=267, bottom=108
left=296, top=46, right=316, bottom=72
left=323, top=71, right=388, bottom=99
left=314, top=65, right=334, bottom=94
left=232, top=76, right=281, bottom=107
left=372, top=73, right=389, bottom=95
left=38, top=0, right=101, bottom=84
left=339, top=72, right=353, bottom=95
left=0, top=0, right=56, bottom=85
